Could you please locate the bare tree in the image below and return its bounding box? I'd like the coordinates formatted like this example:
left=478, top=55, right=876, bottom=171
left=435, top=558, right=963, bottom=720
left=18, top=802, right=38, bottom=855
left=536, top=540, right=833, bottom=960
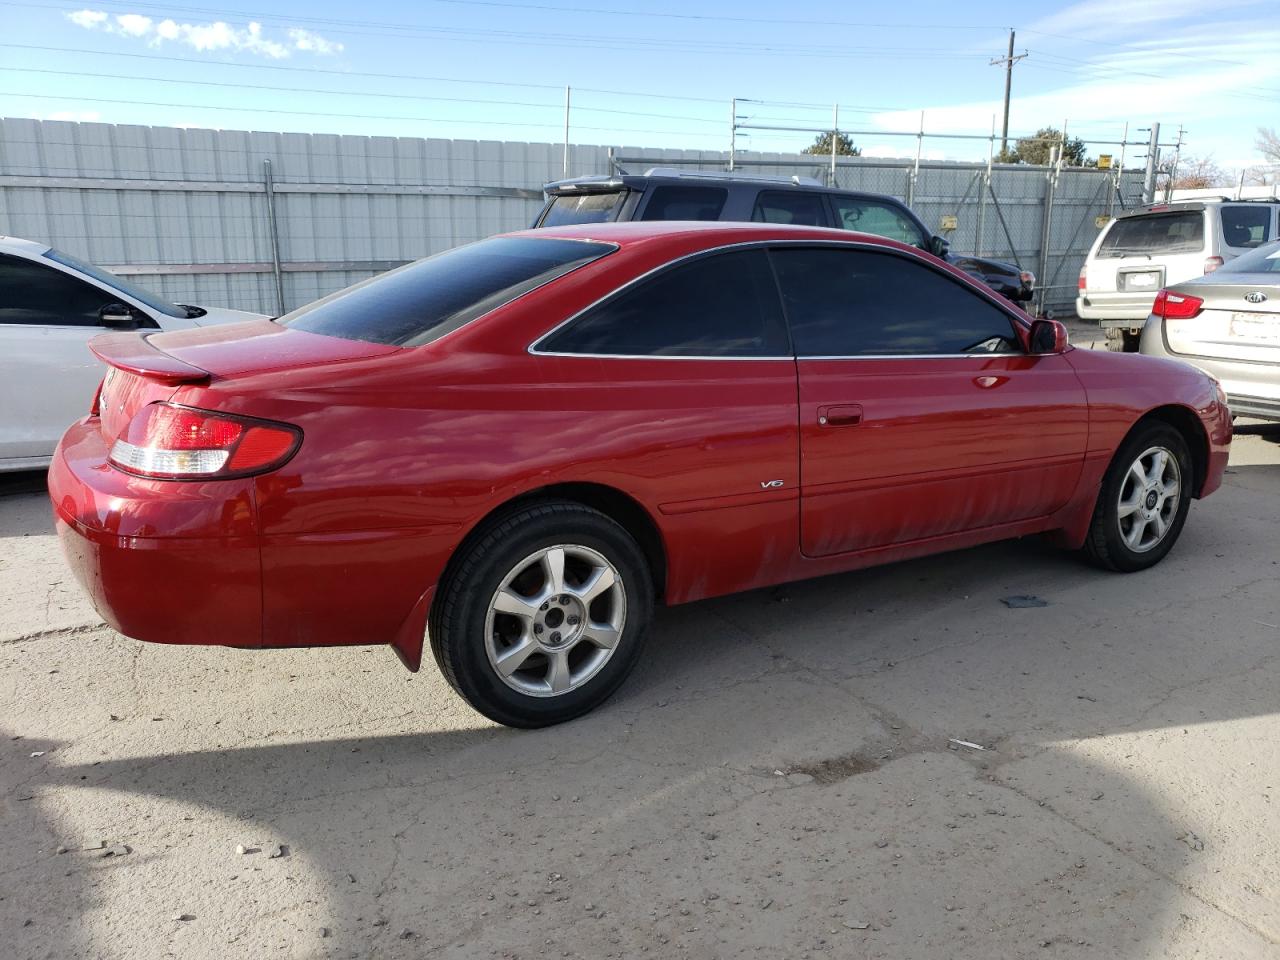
left=1171, top=154, right=1227, bottom=189
left=1258, top=127, right=1280, bottom=164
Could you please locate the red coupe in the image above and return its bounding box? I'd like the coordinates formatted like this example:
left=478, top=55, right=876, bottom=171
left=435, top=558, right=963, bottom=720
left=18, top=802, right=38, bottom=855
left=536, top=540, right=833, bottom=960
left=49, top=222, right=1231, bottom=727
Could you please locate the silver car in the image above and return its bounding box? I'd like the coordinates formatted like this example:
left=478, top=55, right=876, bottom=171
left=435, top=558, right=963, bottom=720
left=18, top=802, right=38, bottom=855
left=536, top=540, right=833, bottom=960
left=1140, top=239, right=1280, bottom=420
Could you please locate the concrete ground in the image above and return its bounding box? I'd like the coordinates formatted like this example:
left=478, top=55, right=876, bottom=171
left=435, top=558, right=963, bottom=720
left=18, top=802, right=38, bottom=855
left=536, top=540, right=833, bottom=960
left=2, top=416, right=1278, bottom=958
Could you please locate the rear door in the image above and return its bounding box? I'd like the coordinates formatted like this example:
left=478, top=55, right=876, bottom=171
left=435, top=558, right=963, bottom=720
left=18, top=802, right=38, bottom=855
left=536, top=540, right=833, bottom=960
left=0, top=253, right=152, bottom=461
left=770, top=244, right=1088, bottom=557
left=750, top=190, right=831, bottom=227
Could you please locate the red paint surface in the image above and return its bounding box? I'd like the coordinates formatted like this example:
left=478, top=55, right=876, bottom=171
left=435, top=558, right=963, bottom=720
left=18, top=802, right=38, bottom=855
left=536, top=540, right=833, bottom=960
left=49, top=223, right=1231, bottom=669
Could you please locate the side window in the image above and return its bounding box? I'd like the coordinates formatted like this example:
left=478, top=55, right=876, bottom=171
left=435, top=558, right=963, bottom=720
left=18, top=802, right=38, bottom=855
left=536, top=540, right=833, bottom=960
left=538, top=249, right=789, bottom=358
left=640, top=186, right=728, bottom=222
left=770, top=246, right=1020, bottom=357
left=0, top=254, right=118, bottom=326
left=1220, top=206, right=1272, bottom=249
left=751, top=191, right=828, bottom=226
left=831, top=197, right=926, bottom=248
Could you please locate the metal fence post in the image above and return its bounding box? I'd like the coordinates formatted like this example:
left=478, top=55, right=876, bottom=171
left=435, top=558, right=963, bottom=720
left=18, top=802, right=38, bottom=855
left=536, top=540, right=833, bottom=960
left=729, top=98, right=736, bottom=172
left=830, top=103, right=838, bottom=187
left=1036, top=151, right=1059, bottom=318
left=907, top=111, right=923, bottom=206
left=976, top=118, right=994, bottom=257
left=262, top=159, right=285, bottom=317
left=562, top=86, right=571, bottom=177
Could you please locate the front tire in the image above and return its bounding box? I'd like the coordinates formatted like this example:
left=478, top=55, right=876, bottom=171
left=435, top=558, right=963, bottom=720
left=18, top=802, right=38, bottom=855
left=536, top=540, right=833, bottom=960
left=429, top=502, right=653, bottom=728
left=1082, top=422, right=1193, bottom=572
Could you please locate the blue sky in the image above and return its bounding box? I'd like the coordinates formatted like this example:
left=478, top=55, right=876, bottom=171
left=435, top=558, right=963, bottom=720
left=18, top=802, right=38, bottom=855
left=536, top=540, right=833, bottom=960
left=1, top=0, right=1277, bottom=171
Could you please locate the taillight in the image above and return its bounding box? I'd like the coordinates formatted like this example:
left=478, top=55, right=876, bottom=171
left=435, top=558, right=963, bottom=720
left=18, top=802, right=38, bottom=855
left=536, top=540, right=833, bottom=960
left=1204, top=256, right=1224, bottom=274
left=1152, top=288, right=1204, bottom=320
left=1077, top=264, right=1087, bottom=291
left=108, top=403, right=301, bottom=480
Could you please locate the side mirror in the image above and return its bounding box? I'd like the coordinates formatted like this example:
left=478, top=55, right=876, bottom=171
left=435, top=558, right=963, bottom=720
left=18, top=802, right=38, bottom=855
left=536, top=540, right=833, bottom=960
left=99, top=303, right=137, bottom=329
left=929, top=235, right=951, bottom=258
left=1029, top=318, right=1069, bottom=354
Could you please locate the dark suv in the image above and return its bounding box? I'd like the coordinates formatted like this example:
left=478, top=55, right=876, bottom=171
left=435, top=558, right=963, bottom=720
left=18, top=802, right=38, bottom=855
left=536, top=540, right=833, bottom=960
left=533, top=168, right=1035, bottom=304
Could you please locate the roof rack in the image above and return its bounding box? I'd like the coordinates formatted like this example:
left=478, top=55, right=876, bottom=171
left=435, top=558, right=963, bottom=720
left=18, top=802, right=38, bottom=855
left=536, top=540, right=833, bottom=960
left=642, top=167, right=825, bottom=187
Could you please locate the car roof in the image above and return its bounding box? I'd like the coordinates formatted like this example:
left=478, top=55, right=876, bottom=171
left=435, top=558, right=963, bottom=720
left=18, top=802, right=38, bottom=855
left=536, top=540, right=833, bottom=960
left=0, top=235, right=53, bottom=257
left=505, top=219, right=912, bottom=252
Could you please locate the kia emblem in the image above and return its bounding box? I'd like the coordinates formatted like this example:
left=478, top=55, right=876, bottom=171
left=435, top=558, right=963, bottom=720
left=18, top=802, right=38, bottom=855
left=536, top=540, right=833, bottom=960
left=1244, top=291, right=1268, bottom=304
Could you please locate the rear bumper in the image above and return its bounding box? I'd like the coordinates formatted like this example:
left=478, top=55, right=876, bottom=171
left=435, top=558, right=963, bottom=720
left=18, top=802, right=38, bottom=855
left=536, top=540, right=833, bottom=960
left=49, top=417, right=263, bottom=646
left=1076, top=293, right=1157, bottom=322
left=48, top=417, right=459, bottom=665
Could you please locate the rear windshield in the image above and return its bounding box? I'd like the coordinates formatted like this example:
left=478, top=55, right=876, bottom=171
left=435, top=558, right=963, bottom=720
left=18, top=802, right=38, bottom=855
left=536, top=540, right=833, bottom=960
left=1098, top=211, right=1205, bottom=258
left=540, top=191, right=626, bottom=227
left=1220, top=205, right=1274, bottom=249
left=1218, top=240, right=1280, bottom=274
left=277, top=237, right=614, bottom=346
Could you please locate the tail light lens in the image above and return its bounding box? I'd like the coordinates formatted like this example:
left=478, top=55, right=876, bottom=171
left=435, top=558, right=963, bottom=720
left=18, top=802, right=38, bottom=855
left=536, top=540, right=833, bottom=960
left=109, top=403, right=301, bottom=480
left=1077, top=264, right=1087, bottom=291
left=1152, top=288, right=1204, bottom=320
left=1204, top=256, right=1224, bottom=274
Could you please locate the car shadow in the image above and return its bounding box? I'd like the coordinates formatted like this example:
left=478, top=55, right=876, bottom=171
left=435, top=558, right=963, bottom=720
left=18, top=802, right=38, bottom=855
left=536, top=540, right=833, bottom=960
left=5, top=499, right=1277, bottom=957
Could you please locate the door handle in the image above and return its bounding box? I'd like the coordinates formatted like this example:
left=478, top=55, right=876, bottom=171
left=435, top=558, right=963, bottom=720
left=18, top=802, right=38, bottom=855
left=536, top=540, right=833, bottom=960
left=973, top=375, right=1009, bottom=389
left=817, top=404, right=863, bottom=426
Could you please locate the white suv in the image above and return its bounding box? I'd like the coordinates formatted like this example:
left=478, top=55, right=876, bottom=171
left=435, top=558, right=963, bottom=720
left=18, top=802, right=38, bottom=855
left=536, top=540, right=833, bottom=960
left=1077, top=199, right=1280, bottom=350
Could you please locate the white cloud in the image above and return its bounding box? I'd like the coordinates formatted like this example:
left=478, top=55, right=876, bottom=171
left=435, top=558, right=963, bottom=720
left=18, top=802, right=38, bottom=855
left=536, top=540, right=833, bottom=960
left=288, top=28, right=343, bottom=55
left=63, top=9, right=341, bottom=60
left=66, top=9, right=107, bottom=28
left=114, top=13, right=152, bottom=37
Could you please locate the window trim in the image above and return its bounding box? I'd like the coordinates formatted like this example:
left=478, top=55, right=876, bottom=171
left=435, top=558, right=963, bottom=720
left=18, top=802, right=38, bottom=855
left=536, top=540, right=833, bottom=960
left=528, top=239, right=1032, bottom=361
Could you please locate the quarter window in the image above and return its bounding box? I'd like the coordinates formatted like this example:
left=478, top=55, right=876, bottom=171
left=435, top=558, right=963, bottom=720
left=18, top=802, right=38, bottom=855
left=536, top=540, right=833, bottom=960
left=751, top=191, right=828, bottom=226
left=0, top=254, right=121, bottom=327
left=538, top=249, right=789, bottom=357
left=640, top=186, right=728, bottom=221
left=1220, top=206, right=1273, bottom=249
left=770, top=247, right=1020, bottom=357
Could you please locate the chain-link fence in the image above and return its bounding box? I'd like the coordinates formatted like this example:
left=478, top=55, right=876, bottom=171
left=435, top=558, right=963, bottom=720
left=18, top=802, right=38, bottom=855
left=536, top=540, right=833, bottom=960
left=2, top=117, right=1145, bottom=317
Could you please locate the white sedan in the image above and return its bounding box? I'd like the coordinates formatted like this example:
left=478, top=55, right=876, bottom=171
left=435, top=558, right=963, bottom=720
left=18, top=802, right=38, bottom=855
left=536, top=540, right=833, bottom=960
left=0, top=236, right=267, bottom=472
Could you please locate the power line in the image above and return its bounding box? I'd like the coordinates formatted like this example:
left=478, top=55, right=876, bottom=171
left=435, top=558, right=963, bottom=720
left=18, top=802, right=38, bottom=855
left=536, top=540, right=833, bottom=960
left=0, top=67, right=730, bottom=126
left=21, top=0, right=1004, bottom=35
left=0, top=90, right=735, bottom=140
left=10, top=1, right=998, bottom=61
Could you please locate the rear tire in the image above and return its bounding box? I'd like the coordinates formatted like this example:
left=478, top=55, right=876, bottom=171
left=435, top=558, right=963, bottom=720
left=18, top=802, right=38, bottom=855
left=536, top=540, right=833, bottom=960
left=429, top=502, right=653, bottom=728
left=1082, top=422, right=1193, bottom=572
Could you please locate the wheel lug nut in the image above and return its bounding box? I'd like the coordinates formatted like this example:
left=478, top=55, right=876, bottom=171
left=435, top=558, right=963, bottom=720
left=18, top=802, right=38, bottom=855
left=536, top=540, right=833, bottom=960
left=550, top=632, right=561, bottom=644
left=567, top=615, right=580, bottom=626
left=533, top=624, right=543, bottom=634
left=558, top=595, right=570, bottom=605
left=540, top=602, right=549, bottom=611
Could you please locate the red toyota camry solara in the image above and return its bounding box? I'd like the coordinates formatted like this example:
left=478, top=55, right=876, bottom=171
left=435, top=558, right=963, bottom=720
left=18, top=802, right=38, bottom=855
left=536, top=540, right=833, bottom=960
left=50, top=222, right=1231, bottom=727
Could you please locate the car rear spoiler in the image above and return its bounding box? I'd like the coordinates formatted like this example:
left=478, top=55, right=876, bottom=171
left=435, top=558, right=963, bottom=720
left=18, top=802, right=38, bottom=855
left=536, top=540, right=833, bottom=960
left=89, top=331, right=211, bottom=384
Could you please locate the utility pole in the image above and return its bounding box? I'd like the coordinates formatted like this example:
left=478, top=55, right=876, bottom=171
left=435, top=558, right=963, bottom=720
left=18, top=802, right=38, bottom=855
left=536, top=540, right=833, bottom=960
left=1164, top=124, right=1184, bottom=201
left=990, top=29, right=1028, bottom=160
left=1142, top=122, right=1161, bottom=204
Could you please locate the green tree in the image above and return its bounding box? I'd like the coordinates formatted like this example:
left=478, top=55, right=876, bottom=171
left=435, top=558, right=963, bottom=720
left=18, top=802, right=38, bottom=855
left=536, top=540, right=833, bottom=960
left=1001, top=127, right=1091, bottom=167
left=803, top=130, right=861, bottom=157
